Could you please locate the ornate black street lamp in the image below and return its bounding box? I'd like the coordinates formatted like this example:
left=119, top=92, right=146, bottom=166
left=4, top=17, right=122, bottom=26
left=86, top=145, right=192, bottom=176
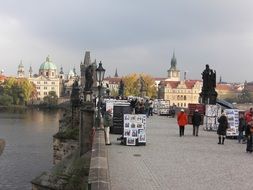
left=96, top=61, right=105, bottom=128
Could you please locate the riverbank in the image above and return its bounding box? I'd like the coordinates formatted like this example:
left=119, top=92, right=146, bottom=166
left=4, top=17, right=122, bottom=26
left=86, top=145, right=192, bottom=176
left=0, top=103, right=70, bottom=112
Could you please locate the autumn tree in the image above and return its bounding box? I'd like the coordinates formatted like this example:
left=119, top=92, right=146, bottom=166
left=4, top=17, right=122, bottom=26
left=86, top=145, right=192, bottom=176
left=122, top=73, right=156, bottom=98
left=3, top=77, right=37, bottom=105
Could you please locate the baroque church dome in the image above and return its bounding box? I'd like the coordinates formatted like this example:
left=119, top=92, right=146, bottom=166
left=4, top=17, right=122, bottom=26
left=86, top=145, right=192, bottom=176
left=39, top=56, right=57, bottom=78
left=39, top=56, right=57, bottom=70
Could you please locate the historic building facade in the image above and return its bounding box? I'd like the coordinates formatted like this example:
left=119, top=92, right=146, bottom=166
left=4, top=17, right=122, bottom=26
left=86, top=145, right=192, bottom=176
left=158, top=52, right=202, bottom=108
left=28, top=56, right=60, bottom=101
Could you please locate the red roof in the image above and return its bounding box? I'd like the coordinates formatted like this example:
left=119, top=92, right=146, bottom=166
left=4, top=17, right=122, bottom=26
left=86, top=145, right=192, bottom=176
left=104, top=77, right=122, bottom=84
left=216, top=83, right=235, bottom=91
left=0, top=75, right=6, bottom=82
left=161, top=80, right=201, bottom=89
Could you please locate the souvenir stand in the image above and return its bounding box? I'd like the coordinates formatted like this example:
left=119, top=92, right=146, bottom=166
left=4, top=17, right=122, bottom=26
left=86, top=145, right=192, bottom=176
left=121, top=114, right=146, bottom=146
left=106, top=100, right=131, bottom=134
left=224, top=109, right=239, bottom=137
left=204, top=104, right=221, bottom=131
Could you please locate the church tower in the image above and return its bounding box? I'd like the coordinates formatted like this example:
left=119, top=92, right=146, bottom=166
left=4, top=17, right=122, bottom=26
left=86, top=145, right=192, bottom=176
left=59, top=66, right=65, bottom=80
left=114, top=68, right=119, bottom=77
left=166, top=52, right=180, bottom=81
left=80, top=51, right=91, bottom=87
left=17, top=60, right=25, bottom=78
left=29, top=66, right=33, bottom=78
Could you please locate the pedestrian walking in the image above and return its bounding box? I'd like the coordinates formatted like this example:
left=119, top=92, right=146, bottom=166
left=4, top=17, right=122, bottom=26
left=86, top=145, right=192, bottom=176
left=103, top=109, right=113, bottom=145
left=245, top=120, right=253, bottom=153
left=177, top=109, right=188, bottom=137
left=144, top=99, right=150, bottom=117
left=238, top=113, right=246, bottom=143
left=217, top=112, right=228, bottom=145
left=149, top=99, right=154, bottom=116
left=192, top=109, right=202, bottom=136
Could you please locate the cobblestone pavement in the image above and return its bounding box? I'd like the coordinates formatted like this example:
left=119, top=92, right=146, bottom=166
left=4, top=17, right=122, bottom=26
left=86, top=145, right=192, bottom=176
left=107, top=115, right=253, bottom=190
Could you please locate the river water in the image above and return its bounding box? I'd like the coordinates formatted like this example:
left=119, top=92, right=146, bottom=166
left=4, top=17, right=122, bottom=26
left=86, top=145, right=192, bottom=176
left=0, top=109, right=62, bottom=190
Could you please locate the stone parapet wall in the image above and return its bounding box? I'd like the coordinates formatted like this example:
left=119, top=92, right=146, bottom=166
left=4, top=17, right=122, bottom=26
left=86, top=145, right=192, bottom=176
left=88, top=129, right=110, bottom=190
left=53, top=137, right=78, bottom=165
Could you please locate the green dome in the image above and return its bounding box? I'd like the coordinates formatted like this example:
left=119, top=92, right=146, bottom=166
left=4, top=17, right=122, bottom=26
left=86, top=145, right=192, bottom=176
left=39, top=56, right=57, bottom=70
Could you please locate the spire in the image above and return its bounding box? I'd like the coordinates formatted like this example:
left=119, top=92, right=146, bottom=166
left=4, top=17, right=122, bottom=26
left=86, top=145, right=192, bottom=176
left=170, top=51, right=177, bottom=69
left=29, top=66, right=33, bottom=77
left=73, top=66, right=76, bottom=75
left=83, top=51, right=91, bottom=66
left=114, top=68, right=119, bottom=77
left=46, top=55, right=51, bottom=62
left=60, top=66, right=64, bottom=74
left=19, top=60, right=23, bottom=67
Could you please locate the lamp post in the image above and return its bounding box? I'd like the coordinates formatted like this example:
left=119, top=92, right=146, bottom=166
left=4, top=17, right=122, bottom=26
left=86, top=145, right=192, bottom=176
left=96, top=61, right=105, bottom=128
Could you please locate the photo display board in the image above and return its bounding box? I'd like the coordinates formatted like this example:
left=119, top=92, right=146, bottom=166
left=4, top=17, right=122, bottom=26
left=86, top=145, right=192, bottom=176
left=204, top=104, right=221, bottom=131
left=224, top=109, right=239, bottom=128
left=123, top=114, right=146, bottom=146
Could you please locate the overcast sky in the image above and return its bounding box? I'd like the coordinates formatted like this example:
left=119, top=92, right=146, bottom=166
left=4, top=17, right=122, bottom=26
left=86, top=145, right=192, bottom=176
left=0, top=0, right=253, bottom=83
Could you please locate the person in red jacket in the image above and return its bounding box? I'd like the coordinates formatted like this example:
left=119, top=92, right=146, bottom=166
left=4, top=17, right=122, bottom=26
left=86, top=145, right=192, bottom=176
left=177, top=109, right=188, bottom=137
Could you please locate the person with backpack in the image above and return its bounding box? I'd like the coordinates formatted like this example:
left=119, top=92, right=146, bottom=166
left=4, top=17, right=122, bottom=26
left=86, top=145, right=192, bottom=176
left=192, top=109, right=202, bottom=136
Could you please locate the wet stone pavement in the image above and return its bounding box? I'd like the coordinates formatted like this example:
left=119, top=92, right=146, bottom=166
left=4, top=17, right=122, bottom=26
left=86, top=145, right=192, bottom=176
left=107, top=115, right=253, bottom=190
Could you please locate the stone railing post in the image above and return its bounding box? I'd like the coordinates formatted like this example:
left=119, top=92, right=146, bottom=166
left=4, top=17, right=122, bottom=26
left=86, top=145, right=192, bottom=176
left=80, top=102, right=95, bottom=156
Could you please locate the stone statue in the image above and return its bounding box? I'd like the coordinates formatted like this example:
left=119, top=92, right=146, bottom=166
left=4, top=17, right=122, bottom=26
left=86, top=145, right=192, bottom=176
left=202, top=64, right=216, bottom=90
left=85, top=65, right=93, bottom=91
left=70, top=80, right=80, bottom=107
left=200, top=64, right=217, bottom=104
left=118, top=80, right=125, bottom=97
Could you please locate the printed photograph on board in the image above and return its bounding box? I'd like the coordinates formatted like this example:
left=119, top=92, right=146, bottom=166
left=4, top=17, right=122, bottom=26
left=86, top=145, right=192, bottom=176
left=126, top=137, right=136, bottom=146
left=131, top=129, right=138, bottom=137
left=124, top=129, right=131, bottom=137
left=137, top=123, right=143, bottom=129
left=124, top=122, right=130, bottom=128
left=131, top=123, right=136, bottom=128
left=138, top=134, right=146, bottom=142
left=130, top=115, right=136, bottom=122
left=124, top=114, right=130, bottom=121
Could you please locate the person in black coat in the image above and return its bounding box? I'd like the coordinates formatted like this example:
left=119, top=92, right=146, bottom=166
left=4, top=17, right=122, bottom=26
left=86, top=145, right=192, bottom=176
left=192, top=109, right=202, bottom=136
left=217, top=112, right=228, bottom=145
left=245, top=120, right=253, bottom=153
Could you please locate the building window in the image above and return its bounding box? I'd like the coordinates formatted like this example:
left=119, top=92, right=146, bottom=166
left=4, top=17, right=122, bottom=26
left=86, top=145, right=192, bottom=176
left=44, top=87, right=47, bottom=90
left=37, top=81, right=40, bottom=84
left=52, top=72, right=54, bottom=76
left=37, top=87, right=40, bottom=89
left=51, top=87, right=55, bottom=90
left=46, top=72, right=49, bottom=76
left=184, top=103, right=186, bottom=107
left=44, top=92, right=48, bottom=95
left=38, top=92, right=40, bottom=95
left=184, top=95, right=186, bottom=100
left=44, top=81, right=47, bottom=84
left=51, top=82, right=55, bottom=84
